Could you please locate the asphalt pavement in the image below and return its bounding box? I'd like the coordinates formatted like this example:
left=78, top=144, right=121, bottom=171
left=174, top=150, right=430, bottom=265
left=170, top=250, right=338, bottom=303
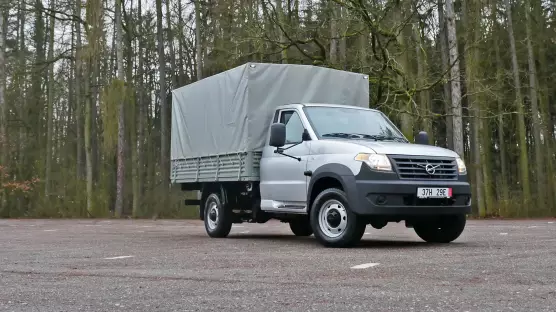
left=1, top=218, right=555, bottom=312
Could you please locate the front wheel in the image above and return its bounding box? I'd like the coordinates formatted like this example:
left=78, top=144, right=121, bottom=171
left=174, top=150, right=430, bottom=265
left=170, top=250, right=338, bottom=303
left=413, top=214, right=466, bottom=243
left=203, top=192, right=233, bottom=238
left=309, top=188, right=366, bottom=248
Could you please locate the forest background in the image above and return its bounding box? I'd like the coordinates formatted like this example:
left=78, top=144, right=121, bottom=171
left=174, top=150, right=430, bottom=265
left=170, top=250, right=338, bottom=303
left=0, top=0, right=555, bottom=219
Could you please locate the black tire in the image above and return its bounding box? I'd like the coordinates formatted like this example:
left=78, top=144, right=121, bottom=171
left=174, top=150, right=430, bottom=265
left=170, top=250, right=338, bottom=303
left=309, top=188, right=366, bottom=248
left=413, top=214, right=466, bottom=243
left=289, top=217, right=313, bottom=236
left=203, top=192, right=233, bottom=238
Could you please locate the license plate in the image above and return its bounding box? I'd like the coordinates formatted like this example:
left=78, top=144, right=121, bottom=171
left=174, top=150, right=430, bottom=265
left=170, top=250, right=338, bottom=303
left=417, top=187, right=452, bottom=199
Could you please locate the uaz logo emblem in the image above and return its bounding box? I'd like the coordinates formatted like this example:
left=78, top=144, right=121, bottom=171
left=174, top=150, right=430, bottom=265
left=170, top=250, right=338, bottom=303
left=417, top=163, right=440, bottom=175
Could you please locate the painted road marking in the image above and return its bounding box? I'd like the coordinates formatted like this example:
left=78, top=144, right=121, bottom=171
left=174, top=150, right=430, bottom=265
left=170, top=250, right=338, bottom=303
left=500, top=233, right=508, bottom=235
left=44, top=229, right=57, bottom=232
left=104, top=256, right=134, bottom=260
left=351, top=262, right=380, bottom=269
left=364, top=232, right=371, bottom=235
left=239, top=231, right=250, bottom=234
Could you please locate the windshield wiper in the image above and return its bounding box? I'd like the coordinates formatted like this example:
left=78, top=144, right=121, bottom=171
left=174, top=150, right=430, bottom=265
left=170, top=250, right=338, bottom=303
left=353, top=134, right=407, bottom=142
left=322, top=132, right=407, bottom=142
left=321, top=132, right=363, bottom=139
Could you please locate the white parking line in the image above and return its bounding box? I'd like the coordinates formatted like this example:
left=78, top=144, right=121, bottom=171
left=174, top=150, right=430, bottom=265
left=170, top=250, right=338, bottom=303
left=239, top=231, right=250, bottom=234
left=44, top=229, right=57, bottom=232
left=104, top=256, right=134, bottom=260
left=351, top=262, right=380, bottom=269
left=500, top=233, right=508, bottom=235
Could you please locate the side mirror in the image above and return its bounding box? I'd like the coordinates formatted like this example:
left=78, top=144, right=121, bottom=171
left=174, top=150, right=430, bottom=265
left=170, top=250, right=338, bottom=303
left=415, top=131, right=429, bottom=145
left=269, top=123, right=286, bottom=147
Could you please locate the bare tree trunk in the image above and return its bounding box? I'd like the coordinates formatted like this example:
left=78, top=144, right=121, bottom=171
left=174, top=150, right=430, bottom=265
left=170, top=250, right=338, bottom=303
left=114, top=0, right=125, bottom=217
left=462, top=0, right=484, bottom=215
left=338, top=7, right=346, bottom=67
left=177, top=1, right=186, bottom=83
left=75, top=0, right=84, bottom=179
left=133, top=0, right=145, bottom=217
left=358, top=19, right=367, bottom=70
left=16, top=0, right=26, bottom=213
left=329, top=0, right=337, bottom=64
left=0, top=6, right=6, bottom=167
left=413, top=18, right=432, bottom=142
left=438, top=0, right=453, bottom=149
left=277, top=0, right=288, bottom=63
left=536, top=10, right=555, bottom=213
left=156, top=0, right=169, bottom=212
left=84, top=62, right=94, bottom=216
left=0, top=6, right=6, bottom=218
left=394, top=2, right=413, bottom=141
left=85, top=0, right=103, bottom=216
left=505, top=0, right=531, bottom=213
left=31, top=0, right=45, bottom=181
left=194, top=0, right=203, bottom=79
left=524, top=0, right=545, bottom=211
left=166, top=0, right=177, bottom=87
left=492, top=3, right=509, bottom=206
left=45, top=0, right=56, bottom=198
left=445, top=0, right=463, bottom=157
left=537, top=0, right=555, bottom=213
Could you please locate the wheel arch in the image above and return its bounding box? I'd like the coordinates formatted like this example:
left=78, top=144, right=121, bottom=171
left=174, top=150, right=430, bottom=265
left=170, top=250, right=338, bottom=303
left=307, top=163, right=358, bottom=213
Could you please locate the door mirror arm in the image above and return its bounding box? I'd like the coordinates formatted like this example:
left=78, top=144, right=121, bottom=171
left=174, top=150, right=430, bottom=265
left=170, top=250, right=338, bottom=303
left=274, top=147, right=302, bottom=162
left=273, top=129, right=310, bottom=162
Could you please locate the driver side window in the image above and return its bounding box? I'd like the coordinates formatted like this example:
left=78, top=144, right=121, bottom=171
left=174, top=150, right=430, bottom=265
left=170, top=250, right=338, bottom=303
left=279, top=110, right=304, bottom=144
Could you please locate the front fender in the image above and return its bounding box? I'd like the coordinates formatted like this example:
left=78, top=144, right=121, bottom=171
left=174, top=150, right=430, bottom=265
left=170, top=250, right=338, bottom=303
left=307, top=163, right=360, bottom=213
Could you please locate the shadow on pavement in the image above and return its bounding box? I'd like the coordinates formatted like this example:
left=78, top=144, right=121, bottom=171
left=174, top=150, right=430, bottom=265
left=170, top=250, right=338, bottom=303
left=356, top=239, right=468, bottom=248
left=225, top=233, right=470, bottom=249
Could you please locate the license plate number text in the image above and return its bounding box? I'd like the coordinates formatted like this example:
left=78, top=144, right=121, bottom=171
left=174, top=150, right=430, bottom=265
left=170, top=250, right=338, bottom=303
left=417, top=187, right=452, bottom=199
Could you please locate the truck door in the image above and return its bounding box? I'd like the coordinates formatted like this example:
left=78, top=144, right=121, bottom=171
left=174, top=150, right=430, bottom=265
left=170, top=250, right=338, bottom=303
left=260, top=109, right=310, bottom=211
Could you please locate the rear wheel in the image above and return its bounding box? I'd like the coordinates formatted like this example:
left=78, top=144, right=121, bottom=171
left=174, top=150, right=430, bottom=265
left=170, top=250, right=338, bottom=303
left=289, top=217, right=313, bottom=236
left=203, top=192, right=233, bottom=238
left=310, top=188, right=365, bottom=248
left=413, top=214, right=466, bottom=243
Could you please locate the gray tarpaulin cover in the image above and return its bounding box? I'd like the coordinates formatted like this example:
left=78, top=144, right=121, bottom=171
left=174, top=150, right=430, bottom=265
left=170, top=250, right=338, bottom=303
left=171, top=62, right=369, bottom=159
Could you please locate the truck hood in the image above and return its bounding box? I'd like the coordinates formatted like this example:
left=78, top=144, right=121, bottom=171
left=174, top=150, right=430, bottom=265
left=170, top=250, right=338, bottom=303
left=341, top=139, right=460, bottom=158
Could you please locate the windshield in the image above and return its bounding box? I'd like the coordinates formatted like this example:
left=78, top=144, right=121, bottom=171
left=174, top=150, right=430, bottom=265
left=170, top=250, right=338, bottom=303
left=303, top=106, right=407, bottom=142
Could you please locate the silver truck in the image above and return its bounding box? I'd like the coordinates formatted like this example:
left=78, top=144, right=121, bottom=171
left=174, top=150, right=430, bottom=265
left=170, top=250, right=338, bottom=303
left=170, top=62, right=471, bottom=248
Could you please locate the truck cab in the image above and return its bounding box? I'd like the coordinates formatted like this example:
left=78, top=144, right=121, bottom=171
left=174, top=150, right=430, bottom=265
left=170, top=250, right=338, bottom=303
left=254, top=103, right=471, bottom=247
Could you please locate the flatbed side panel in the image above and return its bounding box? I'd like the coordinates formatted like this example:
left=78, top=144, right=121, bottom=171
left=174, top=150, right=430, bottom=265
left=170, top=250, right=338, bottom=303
left=171, top=151, right=262, bottom=184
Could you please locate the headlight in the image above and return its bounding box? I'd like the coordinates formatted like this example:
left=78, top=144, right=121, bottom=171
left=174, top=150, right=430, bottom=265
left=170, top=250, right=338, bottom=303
left=355, top=153, right=393, bottom=172
left=455, top=157, right=467, bottom=174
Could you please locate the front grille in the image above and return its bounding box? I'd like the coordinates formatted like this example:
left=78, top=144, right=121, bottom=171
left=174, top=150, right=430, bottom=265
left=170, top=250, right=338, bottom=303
left=388, top=155, right=458, bottom=180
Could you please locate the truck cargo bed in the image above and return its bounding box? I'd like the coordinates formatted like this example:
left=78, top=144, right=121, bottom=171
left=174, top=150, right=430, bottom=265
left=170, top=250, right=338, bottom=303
left=170, top=62, right=369, bottom=185
left=170, top=151, right=262, bottom=183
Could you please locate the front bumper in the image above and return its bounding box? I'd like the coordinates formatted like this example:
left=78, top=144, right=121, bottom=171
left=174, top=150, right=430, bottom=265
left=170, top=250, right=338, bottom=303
left=350, top=179, right=472, bottom=216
